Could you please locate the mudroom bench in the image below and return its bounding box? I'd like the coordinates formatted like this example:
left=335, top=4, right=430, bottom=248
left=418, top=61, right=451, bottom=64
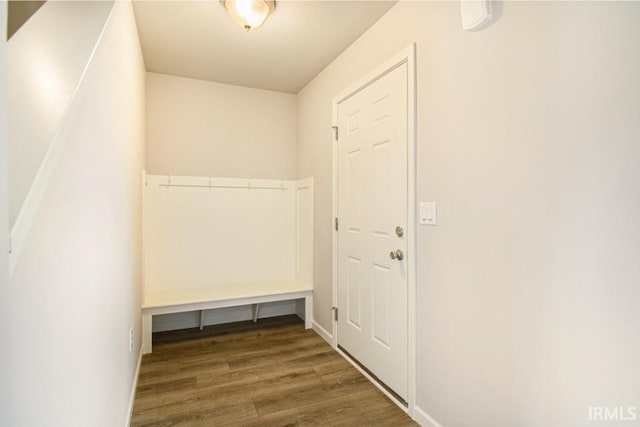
left=141, top=279, right=313, bottom=354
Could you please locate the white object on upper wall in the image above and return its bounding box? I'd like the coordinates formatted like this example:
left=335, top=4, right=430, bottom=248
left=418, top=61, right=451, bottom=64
left=461, top=0, right=492, bottom=31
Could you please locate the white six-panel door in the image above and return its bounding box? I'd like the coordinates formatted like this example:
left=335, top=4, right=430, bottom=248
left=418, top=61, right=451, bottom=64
left=337, top=62, right=408, bottom=401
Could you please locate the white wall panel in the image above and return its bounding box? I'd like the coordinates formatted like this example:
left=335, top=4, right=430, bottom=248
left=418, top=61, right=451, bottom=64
left=144, top=175, right=296, bottom=292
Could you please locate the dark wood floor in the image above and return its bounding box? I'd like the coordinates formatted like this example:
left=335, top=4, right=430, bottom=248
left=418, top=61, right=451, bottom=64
left=131, top=315, right=417, bottom=426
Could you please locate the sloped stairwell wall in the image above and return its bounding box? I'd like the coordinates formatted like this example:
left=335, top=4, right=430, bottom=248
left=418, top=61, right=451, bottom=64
left=2, top=2, right=146, bottom=426
left=0, top=1, right=10, bottom=357
left=7, top=1, right=113, bottom=228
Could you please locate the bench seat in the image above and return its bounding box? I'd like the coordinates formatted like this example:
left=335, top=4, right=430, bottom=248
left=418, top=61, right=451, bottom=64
left=142, top=279, right=313, bottom=354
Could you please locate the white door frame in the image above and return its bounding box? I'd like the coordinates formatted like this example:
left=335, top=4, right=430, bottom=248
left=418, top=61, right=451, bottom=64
left=331, top=44, right=417, bottom=416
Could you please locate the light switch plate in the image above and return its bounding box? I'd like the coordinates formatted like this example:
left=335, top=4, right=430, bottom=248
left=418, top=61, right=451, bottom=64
left=419, top=202, right=437, bottom=226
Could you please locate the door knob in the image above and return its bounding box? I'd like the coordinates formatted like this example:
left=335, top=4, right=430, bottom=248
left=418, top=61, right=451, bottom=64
left=389, top=249, right=404, bottom=261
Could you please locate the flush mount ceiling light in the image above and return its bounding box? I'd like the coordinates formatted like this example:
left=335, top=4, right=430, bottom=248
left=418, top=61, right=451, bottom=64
left=221, top=0, right=276, bottom=32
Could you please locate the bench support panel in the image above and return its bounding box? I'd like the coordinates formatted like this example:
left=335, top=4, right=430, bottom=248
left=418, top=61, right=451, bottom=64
left=305, top=295, right=313, bottom=329
left=142, top=313, right=152, bottom=355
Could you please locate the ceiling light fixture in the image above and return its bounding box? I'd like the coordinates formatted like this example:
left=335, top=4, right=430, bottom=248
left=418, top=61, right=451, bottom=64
left=221, top=0, right=276, bottom=32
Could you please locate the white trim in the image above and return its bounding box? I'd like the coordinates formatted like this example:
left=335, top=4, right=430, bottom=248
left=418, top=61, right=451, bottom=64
left=295, top=177, right=314, bottom=284
left=332, top=45, right=415, bottom=105
left=126, top=344, right=144, bottom=427
left=143, top=287, right=312, bottom=314
left=141, top=169, right=147, bottom=307
left=331, top=103, right=339, bottom=350
left=414, top=406, right=444, bottom=427
left=145, top=174, right=294, bottom=191
left=8, top=2, right=117, bottom=277
left=312, top=320, right=333, bottom=345
left=331, top=43, right=417, bottom=416
left=407, top=42, right=418, bottom=420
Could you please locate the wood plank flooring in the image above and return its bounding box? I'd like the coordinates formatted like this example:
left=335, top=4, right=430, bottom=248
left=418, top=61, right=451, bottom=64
left=131, top=315, right=417, bottom=426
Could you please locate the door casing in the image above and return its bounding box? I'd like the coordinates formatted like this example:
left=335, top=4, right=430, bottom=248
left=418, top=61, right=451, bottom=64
left=331, top=44, right=417, bottom=417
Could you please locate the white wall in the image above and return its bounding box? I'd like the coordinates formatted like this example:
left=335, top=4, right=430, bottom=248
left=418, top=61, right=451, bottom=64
left=146, top=72, right=297, bottom=179
left=0, top=0, right=10, bottom=411
left=297, top=2, right=640, bottom=426
left=0, top=1, right=8, bottom=274
left=6, top=1, right=113, bottom=226
left=2, top=2, right=146, bottom=426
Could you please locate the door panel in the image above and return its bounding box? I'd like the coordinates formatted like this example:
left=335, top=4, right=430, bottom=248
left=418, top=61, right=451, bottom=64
left=347, top=148, right=363, bottom=232
left=347, top=256, right=362, bottom=328
left=337, top=63, right=408, bottom=400
left=371, top=262, right=391, bottom=348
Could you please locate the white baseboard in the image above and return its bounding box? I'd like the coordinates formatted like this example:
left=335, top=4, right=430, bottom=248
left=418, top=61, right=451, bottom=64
left=312, top=320, right=333, bottom=345
left=126, top=345, right=143, bottom=427
left=413, top=406, right=444, bottom=427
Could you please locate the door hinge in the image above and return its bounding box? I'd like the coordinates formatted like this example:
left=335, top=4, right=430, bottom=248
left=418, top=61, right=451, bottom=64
left=334, top=217, right=339, bottom=231
left=332, top=307, right=338, bottom=322
left=332, top=126, right=338, bottom=141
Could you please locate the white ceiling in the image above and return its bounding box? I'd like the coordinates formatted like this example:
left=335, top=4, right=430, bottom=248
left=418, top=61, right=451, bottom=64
left=133, top=1, right=396, bottom=93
